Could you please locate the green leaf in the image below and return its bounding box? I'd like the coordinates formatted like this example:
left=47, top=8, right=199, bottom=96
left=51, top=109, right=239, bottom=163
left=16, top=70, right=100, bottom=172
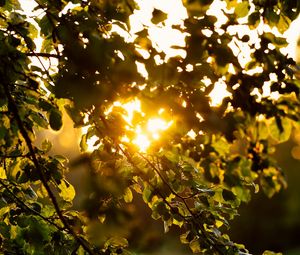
left=0, top=166, right=7, bottom=179
left=268, top=117, right=292, bottom=143
left=38, top=15, right=52, bottom=37
left=64, top=105, right=84, bottom=127
left=49, top=108, right=62, bottom=131
left=38, top=99, right=53, bottom=111
left=80, top=133, right=88, bottom=152
left=212, top=136, right=229, bottom=156
left=143, top=185, right=153, bottom=203
left=31, top=111, right=48, bottom=129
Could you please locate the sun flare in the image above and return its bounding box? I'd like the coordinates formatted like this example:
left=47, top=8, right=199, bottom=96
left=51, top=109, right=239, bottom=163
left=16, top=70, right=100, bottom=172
left=60, top=0, right=300, bottom=152
left=115, top=100, right=173, bottom=152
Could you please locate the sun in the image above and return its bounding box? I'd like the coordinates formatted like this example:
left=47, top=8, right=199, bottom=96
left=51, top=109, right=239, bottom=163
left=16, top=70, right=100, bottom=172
left=19, top=0, right=300, bottom=152
left=110, top=99, right=173, bottom=152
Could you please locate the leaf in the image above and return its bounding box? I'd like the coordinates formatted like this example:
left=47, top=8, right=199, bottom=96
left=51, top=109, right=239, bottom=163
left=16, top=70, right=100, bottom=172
left=38, top=15, right=52, bottom=37
left=104, top=237, right=128, bottom=249
left=49, top=108, right=63, bottom=131
left=31, top=111, right=48, bottom=129
left=36, top=184, right=48, bottom=198
left=277, top=14, right=291, bottom=33
left=0, top=166, right=7, bottom=179
left=41, top=139, right=52, bottom=153
left=151, top=9, right=168, bottom=24
left=80, top=134, right=88, bottom=152
left=268, top=117, right=292, bottom=143
left=212, top=136, right=229, bottom=156
left=248, top=11, right=260, bottom=28
left=263, top=251, right=282, bottom=255
left=123, top=187, right=133, bottom=203
left=222, top=189, right=235, bottom=201
left=64, top=105, right=84, bottom=127
left=143, top=185, right=153, bottom=203
left=265, top=8, right=279, bottom=27
left=58, top=180, right=75, bottom=202
left=38, top=99, right=53, bottom=111
left=189, top=238, right=201, bottom=253
left=235, top=2, right=249, bottom=18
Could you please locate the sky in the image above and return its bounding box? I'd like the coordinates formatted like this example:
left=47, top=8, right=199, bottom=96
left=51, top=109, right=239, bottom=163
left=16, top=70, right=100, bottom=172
left=18, top=0, right=300, bottom=151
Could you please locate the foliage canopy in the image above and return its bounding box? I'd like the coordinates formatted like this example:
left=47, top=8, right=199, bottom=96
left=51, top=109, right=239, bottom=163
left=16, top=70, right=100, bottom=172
left=0, top=0, right=300, bottom=254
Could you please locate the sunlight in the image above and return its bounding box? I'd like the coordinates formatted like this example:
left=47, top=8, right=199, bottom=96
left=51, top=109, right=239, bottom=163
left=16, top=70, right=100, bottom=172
left=147, top=118, right=172, bottom=133
left=131, top=117, right=172, bottom=152
left=132, top=125, right=151, bottom=152
left=209, top=79, right=232, bottom=107
left=90, top=99, right=174, bottom=152
left=18, top=0, right=300, bottom=153
left=113, top=99, right=142, bottom=124
left=121, top=104, right=173, bottom=152
left=130, top=0, right=187, bottom=59
left=132, top=134, right=151, bottom=152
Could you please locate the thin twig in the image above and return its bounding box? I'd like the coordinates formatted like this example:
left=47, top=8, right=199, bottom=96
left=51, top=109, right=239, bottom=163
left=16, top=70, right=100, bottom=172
left=3, top=83, right=96, bottom=255
left=25, top=52, right=61, bottom=58
left=0, top=179, right=65, bottom=231
left=138, top=152, right=193, bottom=200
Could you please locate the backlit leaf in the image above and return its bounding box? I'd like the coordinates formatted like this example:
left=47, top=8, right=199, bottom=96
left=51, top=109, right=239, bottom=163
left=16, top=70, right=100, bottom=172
left=58, top=180, right=75, bottom=202
left=49, top=108, right=63, bottom=131
left=124, top=187, right=133, bottom=203
left=235, top=2, right=249, bottom=18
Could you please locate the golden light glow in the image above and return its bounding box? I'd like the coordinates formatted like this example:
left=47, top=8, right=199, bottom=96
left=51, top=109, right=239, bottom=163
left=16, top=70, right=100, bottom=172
left=131, top=117, right=173, bottom=152
left=147, top=118, right=172, bottom=133
left=131, top=113, right=173, bottom=152
left=130, top=0, right=187, bottom=59
left=187, top=129, right=197, bottom=140
left=132, top=125, right=151, bottom=152
left=19, top=0, right=300, bottom=153
left=209, top=79, right=232, bottom=107
left=95, top=99, right=174, bottom=152
left=132, top=134, right=151, bottom=152
left=115, top=99, right=142, bottom=124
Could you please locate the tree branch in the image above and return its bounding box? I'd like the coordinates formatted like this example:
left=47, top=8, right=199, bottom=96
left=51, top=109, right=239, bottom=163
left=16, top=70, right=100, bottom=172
left=97, top=115, right=227, bottom=255
left=2, top=83, right=97, bottom=255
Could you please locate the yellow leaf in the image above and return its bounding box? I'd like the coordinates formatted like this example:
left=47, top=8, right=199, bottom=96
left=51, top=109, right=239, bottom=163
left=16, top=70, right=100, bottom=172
left=0, top=167, right=7, bottom=179
left=124, top=187, right=133, bottom=203
left=263, top=251, right=282, bottom=255
left=189, top=239, right=201, bottom=253
left=36, top=184, right=48, bottom=198
left=58, top=180, right=75, bottom=202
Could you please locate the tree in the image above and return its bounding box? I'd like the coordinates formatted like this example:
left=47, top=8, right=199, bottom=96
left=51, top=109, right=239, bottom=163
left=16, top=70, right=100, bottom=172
left=0, top=0, right=299, bottom=254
